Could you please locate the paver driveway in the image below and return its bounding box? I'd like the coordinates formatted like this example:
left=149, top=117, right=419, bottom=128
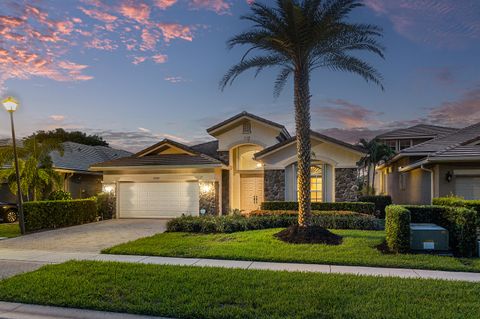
left=0, top=219, right=167, bottom=253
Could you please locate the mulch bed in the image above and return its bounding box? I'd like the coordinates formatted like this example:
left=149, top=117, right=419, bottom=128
left=275, top=225, right=342, bottom=245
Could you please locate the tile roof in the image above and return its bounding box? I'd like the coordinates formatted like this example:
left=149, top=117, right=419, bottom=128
left=91, top=154, right=222, bottom=168
left=50, top=142, right=132, bottom=172
left=399, top=122, right=480, bottom=159
left=255, top=130, right=366, bottom=158
left=376, top=124, right=458, bottom=139
left=91, top=139, right=223, bottom=169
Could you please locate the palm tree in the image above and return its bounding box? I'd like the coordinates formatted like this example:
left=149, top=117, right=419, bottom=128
left=358, top=138, right=394, bottom=194
left=221, top=0, right=384, bottom=228
left=0, top=135, right=63, bottom=201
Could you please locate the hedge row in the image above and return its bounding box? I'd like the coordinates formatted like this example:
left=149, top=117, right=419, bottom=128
left=358, top=195, right=392, bottom=219
left=433, top=197, right=480, bottom=217
left=260, top=201, right=375, bottom=215
left=385, top=205, right=411, bottom=253
left=167, top=211, right=381, bottom=234
left=24, top=199, right=98, bottom=232
left=385, top=205, right=478, bottom=257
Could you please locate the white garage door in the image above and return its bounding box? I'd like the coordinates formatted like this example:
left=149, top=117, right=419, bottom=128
left=455, top=176, right=480, bottom=200
left=119, top=182, right=199, bottom=218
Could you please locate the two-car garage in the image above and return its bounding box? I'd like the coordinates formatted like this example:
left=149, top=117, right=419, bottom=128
left=118, top=182, right=200, bottom=218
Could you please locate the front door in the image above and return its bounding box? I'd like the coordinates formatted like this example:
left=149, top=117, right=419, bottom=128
left=240, top=174, right=264, bottom=211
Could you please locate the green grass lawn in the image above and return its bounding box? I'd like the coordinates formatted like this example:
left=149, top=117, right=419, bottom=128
left=0, top=261, right=479, bottom=319
left=103, top=229, right=480, bottom=272
left=0, top=223, right=20, bottom=238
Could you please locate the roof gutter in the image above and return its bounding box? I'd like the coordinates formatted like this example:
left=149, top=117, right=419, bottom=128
left=89, top=164, right=226, bottom=172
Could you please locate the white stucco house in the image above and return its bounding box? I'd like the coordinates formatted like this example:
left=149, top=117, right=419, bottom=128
left=90, top=112, right=366, bottom=218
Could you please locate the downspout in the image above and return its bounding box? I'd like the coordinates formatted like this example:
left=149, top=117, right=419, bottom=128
left=420, top=161, right=434, bottom=204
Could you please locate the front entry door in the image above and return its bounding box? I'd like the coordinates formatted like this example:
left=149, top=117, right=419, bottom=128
left=240, top=174, right=264, bottom=211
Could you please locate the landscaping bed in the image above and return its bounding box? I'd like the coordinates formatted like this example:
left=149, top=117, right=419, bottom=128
left=0, top=261, right=479, bottom=319
left=103, top=229, right=480, bottom=272
left=0, top=224, right=20, bottom=238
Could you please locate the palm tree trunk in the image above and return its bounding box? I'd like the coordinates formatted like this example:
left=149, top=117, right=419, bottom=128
left=371, top=162, right=376, bottom=195
left=366, top=162, right=371, bottom=194
left=294, top=65, right=312, bottom=228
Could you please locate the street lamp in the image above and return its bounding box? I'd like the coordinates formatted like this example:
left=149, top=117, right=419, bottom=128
left=2, top=97, right=25, bottom=235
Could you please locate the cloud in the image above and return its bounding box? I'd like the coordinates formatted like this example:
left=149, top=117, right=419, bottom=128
left=313, top=99, right=383, bottom=129
left=138, top=127, right=151, bottom=133
left=154, top=0, right=178, bottom=10
left=364, top=0, right=480, bottom=48
left=49, top=115, right=66, bottom=121
left=189, top=0, right=232, bottom=14
left=152, top=54, right=168, bottom=64
left=118, top=1, right=151, bottom=24
left=157, top=23, right=194, bottom=42
left=79, top=7, right=118, bottom=23
left=165, top=76, right=188, bottom=83
left=428, top=86, right=480, bottom=126
left=132, top=56, right=147, bottom=65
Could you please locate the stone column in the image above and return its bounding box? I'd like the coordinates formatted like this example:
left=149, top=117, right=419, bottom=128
left=264, top=170, right=285, bottom=201
left=335, top=168, right=359, bottom=202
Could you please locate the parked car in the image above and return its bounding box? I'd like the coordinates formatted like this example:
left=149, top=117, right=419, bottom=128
left=0, top=202, right=18, bottom=223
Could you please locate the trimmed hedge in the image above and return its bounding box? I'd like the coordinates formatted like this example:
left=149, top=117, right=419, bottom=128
left=433, top=197, right=480, bottom=218
left=23, top=199, right=98, bottom=232
left=260, top=201, right=375, bottom=215
left=358, top=195, right=392, bottom=219
left=48, top=190, right=72, bottom=201
left=401, top=205, right=478, bottom=257
left=167, top=211, right=381, bottom=234
left=385, top=205, right=411, bottom=253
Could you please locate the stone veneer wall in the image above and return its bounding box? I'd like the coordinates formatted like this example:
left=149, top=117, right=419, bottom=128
left=264, top=170, right=285, bottom=201
left=221, top=170, right=229, bottom=215
left=199, top=181, right=219, bottom=215
left=335, top=168, right=359, bottom=202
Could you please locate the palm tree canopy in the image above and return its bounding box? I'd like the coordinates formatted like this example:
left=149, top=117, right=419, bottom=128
left=220, top=0, right=385, bottom=96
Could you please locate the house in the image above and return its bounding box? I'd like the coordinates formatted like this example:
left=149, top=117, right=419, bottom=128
left=90, top=112, right=366, bottom=218
left=376, top=122, right=480, bottom=204
left=376, top=124, right=458, bottom=152
left=0, top=141, right=131, bottom=201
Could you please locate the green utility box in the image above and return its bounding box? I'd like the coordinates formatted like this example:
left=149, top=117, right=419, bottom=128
left=410, top=223, right=449, bottom=251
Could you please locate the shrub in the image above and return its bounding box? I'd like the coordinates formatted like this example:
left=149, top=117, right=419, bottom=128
left=358, top=195, right=392, bottom=219
left=385, top=205, right=411, bottom=253
left=402, top=205, right=478, bottom=257
left=48, top=190, right=72, bottom=201
left=260, top=202, right=375, bottom=215
left=433, top=197, right=480, bottom=219
left=167, top=211, right=381, bottom=234
left=23, top=199, right=98, bottom=232
left=96, top=193, right=116, bottom=220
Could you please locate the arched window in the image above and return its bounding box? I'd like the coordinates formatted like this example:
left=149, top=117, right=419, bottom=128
left=311, top=165, right=323, bottom=202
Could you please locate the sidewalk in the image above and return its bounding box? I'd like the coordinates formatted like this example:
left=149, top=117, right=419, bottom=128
left=1, top=248, right=480, bottom=282
left=0, top=301, right=168, bottom=319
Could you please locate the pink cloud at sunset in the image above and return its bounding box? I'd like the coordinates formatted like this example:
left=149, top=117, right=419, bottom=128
left=189, top=0, right=231, bottom=14
left=313, top=99, right=383, bottom=129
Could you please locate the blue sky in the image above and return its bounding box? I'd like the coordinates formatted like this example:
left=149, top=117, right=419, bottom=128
left=0, top=0, right=479, bottom=151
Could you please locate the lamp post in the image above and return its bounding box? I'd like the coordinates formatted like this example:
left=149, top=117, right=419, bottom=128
left=2, top=97, right=25, bottom=235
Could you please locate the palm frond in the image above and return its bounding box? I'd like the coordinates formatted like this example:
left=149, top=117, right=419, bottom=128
left=273, top=67, right=292, bottom=98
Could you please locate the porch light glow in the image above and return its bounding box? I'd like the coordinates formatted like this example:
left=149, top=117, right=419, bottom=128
left=256, top=162, right=263, bottom=168
left=102, top=184, right=116, bottom=194
left=200, top=183, right=213, bottom=194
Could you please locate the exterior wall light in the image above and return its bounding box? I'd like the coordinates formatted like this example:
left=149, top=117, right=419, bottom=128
left=102, top=183, right=116, bottom=195
left=200, top=182, right=214, bottom=194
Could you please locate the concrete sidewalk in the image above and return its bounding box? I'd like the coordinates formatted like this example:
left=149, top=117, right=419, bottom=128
left=1, top=248, right=480, bottom=282
left=0, top=301, right=168, bottom=319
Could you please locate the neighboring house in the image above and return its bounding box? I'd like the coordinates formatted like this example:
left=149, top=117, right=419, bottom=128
left=0, top=141, right=131, bottom=201
left=376, top=122, right=480, bottom=204
left=90, top=112, right=366, bottom=218
left=376, top=124, right=459, bottom=152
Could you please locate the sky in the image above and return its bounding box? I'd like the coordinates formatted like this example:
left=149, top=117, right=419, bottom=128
left=0, top=0, right=479, bottom=151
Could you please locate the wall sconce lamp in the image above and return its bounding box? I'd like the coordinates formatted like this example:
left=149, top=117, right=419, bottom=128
left=445, top=171, right=453, bottom=183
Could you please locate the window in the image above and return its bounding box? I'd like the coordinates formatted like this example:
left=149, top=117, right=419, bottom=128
left=242, top=121, right=251, bottom=134
left=399, top=139, right=412, bottom=150
left=311, top=165, right=323, bottom=202
left=236, top=145, right=262, bottom=170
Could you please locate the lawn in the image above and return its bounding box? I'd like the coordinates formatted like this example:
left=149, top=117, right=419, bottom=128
left=103, top=229, right=480, bottom=272
left=0, top=223, right=20, bottom=238
left=0, top=261, right=479, bottom=319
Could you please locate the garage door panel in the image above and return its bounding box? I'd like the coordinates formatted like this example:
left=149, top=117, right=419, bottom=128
left=455, top=177, right=480, bottom=200
left=119, top=182, right=199, bottom=218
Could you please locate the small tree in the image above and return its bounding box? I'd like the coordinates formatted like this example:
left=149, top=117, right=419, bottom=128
left=357, top=138, right=394, bottom=194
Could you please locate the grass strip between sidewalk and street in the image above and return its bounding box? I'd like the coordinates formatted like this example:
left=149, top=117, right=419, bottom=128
left=0, top=260, right=479, bottom=319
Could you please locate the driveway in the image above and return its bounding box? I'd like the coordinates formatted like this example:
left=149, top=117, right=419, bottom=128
left=0, top=219, right=168, bottom=253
